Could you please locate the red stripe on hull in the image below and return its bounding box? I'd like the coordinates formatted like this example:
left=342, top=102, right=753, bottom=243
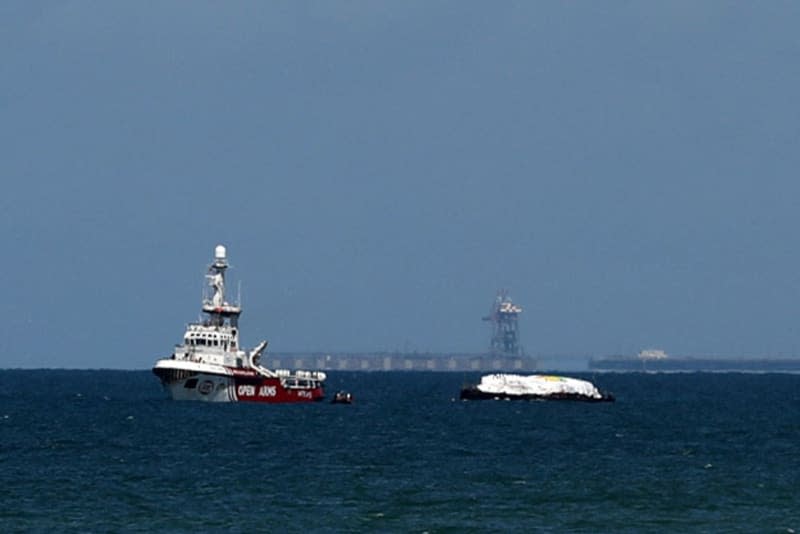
left=233, top=376, right=325, bottom=403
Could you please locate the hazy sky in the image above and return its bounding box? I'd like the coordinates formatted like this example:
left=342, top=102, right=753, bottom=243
left=2, top=2, right=800, bottom=369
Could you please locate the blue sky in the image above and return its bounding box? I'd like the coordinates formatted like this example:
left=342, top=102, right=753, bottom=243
left=2, top=2, right=800, bottom=368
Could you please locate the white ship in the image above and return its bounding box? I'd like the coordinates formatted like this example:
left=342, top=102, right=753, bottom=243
left=152, top=245, right=326, bottom=403
left=638, top=349, right=669, bottom=360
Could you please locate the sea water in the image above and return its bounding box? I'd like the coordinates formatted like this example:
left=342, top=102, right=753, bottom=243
left=0, top=370, right=798, bottom=532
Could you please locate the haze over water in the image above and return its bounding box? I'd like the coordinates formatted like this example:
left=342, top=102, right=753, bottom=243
left=3, top=4, right=800, bottom=369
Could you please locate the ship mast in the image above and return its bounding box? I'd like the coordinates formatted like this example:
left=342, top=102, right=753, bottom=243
left=202, top=245, right=241, bottom=327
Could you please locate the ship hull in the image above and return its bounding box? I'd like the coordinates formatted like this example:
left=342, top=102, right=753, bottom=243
left=153, top=361, right=325, bottom=403
left=589, top=358, right=800, bottom=372
left=460, top=386, right=614, bottom=402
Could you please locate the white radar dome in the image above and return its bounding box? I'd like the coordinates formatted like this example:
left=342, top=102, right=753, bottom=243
left=214, top=245, right=227, bottom=260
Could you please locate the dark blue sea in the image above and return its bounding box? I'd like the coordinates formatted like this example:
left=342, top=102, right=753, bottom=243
left=1, top=371, right=798, bottom=532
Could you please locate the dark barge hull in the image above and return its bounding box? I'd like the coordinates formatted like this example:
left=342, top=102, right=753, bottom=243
left=589, top=357, right=800, bottom=372
left=460, top=387, right=615, bottom=402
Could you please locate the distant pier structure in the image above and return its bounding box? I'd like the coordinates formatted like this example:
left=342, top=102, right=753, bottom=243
left=257, top=289, right=536, bottom=372
left=262, top=351, right=537, bottom=372
left=483, top=290, right=523, bottom=356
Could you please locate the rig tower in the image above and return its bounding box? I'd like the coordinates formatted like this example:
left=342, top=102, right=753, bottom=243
left=483, top=290, right=523, bottom=356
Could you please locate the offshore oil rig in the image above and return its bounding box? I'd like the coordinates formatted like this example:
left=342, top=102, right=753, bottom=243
left=483, top=289, right=524, bottom=356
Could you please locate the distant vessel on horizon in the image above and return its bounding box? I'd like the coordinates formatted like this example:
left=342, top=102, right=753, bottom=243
left=637, top=349, right=668, bottom=361
left=589, top=349, right=800, bottom=372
